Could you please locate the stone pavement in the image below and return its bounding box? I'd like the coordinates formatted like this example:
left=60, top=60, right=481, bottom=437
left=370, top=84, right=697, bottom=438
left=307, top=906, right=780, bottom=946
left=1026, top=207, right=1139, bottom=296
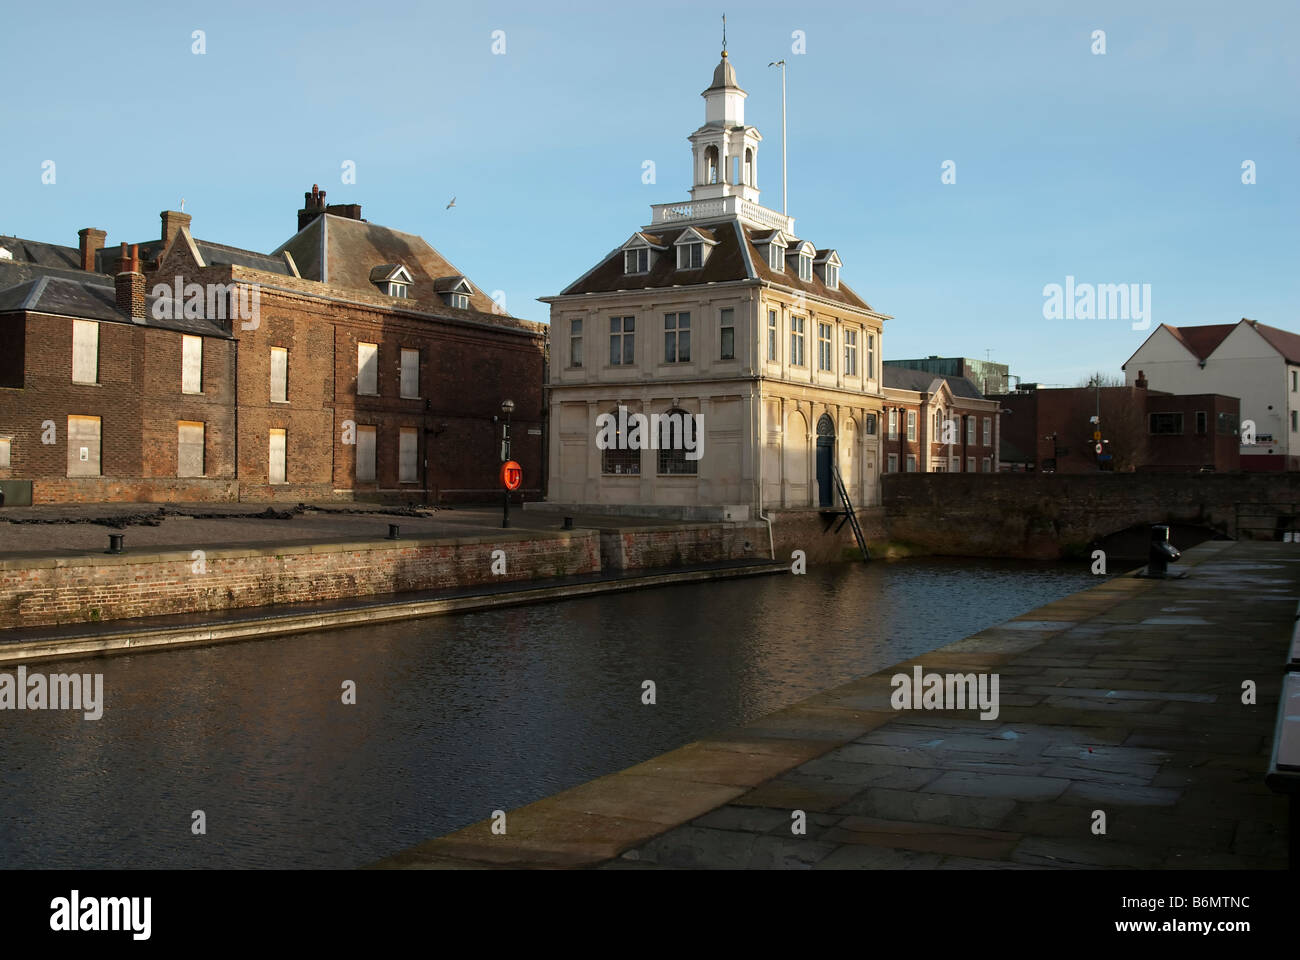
left=374, top=539, right=1295, bottom=869
left=0, top=502, right=678, bottom=558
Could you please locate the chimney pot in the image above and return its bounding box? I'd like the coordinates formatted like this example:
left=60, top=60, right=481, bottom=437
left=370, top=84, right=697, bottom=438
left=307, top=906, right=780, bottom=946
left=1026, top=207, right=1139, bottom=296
left=115, top=243, right=146, bottom=321
left=298, top=183, right=332, bottom=231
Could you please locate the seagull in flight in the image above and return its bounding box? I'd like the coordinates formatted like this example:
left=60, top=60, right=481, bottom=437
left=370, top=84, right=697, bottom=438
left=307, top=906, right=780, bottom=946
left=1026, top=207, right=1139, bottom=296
left=445, top=196, right=456, bottom=209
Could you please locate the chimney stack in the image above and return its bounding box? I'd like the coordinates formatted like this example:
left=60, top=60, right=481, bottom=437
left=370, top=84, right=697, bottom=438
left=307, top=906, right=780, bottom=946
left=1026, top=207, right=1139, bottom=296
left=160, top=210, right=192, bottom=248
left=1136, top=370, right=1148, bottom=389
left=115, top=243, right=146, bottom=322
left=325, top=202, right=363, bottom=221
left=298, top=183, right=327, bottom=231
left=77, top=228, right=106, bottom=272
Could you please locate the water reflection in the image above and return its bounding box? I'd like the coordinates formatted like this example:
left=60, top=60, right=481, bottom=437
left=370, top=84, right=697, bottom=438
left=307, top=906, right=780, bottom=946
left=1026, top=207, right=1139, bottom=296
left=0, top=557, right=1097, bottom=868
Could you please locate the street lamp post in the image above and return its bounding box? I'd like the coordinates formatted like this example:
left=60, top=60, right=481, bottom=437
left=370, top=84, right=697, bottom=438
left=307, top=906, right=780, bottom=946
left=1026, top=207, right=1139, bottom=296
left=501, top=398, right=515, bottom=529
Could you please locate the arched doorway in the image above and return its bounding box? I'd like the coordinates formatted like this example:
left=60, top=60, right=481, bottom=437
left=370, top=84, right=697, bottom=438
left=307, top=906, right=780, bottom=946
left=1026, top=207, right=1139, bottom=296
left=816, top=414, right=835, bottom=508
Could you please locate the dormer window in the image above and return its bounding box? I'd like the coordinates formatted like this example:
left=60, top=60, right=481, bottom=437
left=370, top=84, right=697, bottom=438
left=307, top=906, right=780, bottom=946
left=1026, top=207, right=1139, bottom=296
left=370, top=263, right=413, bottom=299
left=759, top=230, right=788, bottom=272
left=788, top=241, right=815, bottom=283
left=433, top=275, right=475, bottom=311
left=814, top=250, right=842, bottom=290
left=625, top=248, right=649, bottom=274
left=620, top=233, right=666, bottom=277
left=673, top=227, right=717, bottom=272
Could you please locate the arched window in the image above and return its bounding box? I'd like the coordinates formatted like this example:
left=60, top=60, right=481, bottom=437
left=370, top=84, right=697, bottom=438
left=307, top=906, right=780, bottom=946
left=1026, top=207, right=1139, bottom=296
left=705, top=146, right=719, bottom=185
left=744, top=149, right=754, bottom=186
left=657, top=408, right=699, bottom=475
left=601, top=407, right=641, bottom=476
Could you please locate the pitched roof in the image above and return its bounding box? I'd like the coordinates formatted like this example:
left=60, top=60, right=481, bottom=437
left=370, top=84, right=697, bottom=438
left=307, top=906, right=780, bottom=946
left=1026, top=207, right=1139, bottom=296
left=274, top=214, right=504, bottom=316
left=0, top=235, right=81, bottom=270
left=0, top=265, right=230, bottom=337
left=1163, top=322, right=1236, bottom=360
left=882, top=366, right=939, bottom=392
left=1251, top=322, right=1300, bottom=364
left=1125, top=320, right=1300, bottom=369
left=556, top=218, right=878, bottom=312
left=882, top=366, right=985, bottom=399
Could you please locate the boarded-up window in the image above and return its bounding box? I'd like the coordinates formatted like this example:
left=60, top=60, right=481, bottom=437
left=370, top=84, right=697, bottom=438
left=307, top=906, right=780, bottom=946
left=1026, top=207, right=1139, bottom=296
left=400, top=348, right=419, bottom=399
left=182, top=335, right=203, bottom=393
left=72, top=320, right=98, bottom=384
left=0, top=437, right=10, bottom=468
left=356, top=425, right=376, bottom=481
left=270, top=347, right=288, bottom=402
left=177, top=421, right=205, bottom=477
left=67, top=415, right=101, bottom=477
left=399, top=427, right=418, bottom=483
left=357, top=342, right=378, bottom=395
left=269, top=429, right=286, bottom=484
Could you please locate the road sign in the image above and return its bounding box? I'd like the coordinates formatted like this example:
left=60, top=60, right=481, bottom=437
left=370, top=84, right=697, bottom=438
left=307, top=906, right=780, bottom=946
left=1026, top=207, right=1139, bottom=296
left=500, top=460, right=523, bottom=491
left=1098, top=453, right=1112, bottom=461
left=1094, top=443, right=1103, bottom=454
left=1093, top=431, right=1101, bottom=441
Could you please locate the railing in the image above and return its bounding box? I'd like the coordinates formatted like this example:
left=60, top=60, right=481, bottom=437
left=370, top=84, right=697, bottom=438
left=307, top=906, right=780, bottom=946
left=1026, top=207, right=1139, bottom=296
left=831, top=464, right=870, bottom=561
left=739, top=200, right=794, bottom=232
left=649, top=196, right=795, bottom=233
left=651, top=200, right=726, bottom=223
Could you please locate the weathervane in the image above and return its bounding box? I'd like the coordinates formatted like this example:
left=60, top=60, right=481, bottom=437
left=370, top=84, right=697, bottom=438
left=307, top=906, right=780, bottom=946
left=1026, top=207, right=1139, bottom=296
left=722, top=13, right=726, bottom=55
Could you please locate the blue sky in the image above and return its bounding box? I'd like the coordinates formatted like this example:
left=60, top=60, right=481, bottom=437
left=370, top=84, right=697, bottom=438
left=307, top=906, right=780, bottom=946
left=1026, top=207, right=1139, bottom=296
left=2, top=0, right=1296, bottom=387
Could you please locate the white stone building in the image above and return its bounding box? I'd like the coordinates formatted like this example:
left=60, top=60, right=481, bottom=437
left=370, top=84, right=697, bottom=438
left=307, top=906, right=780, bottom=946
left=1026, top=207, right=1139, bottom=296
left=539, top=47, right=891, bottom=519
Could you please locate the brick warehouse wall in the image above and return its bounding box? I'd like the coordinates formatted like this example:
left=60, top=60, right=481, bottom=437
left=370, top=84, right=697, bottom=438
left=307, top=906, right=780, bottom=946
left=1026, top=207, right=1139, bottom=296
left=155, top=256, right=547, bottom=505
left=0, top=248, right=546, bottom=506
left=881, top=470, right=1300, bottom=558
left=599, top=521, right=769, bottom=570
left=2, top=530, right=602, bottom=628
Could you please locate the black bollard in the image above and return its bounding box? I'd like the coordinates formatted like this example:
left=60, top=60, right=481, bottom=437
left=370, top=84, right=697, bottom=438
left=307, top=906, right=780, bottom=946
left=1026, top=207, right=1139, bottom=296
left=387, top=524, right=400, bottom=541
left=563, top=516, right=574, bottom=530
left=106, top=534, right=124, bottom=555
left=1147, top=524, right=1181, bottom=577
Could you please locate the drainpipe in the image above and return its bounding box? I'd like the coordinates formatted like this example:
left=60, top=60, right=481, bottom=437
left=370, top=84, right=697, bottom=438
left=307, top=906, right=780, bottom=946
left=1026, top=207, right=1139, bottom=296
left=232, top=337, right=239, bottom=502
left=755, top=386, right=775, bottom=560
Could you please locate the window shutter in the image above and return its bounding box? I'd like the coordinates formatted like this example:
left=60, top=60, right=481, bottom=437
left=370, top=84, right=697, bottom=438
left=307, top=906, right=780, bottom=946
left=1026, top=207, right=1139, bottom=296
left=357, top=342, right=378, bottom=395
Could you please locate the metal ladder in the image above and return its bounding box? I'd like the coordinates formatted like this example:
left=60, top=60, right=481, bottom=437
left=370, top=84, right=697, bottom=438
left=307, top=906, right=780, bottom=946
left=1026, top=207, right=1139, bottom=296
left=831, top=464, right=870, bottom=561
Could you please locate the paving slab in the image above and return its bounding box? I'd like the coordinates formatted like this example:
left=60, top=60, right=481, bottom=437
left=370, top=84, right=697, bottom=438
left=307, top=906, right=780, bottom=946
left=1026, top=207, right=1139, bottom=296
left=374, top=540, right=1297, bottom=869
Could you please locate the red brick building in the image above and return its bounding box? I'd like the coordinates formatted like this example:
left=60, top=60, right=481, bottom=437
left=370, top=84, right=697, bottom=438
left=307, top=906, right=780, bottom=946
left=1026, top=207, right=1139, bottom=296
left=994, top=378, right=1240, bottom=473
left=0, top=188, right=546, bottom=505
left=881, top=368, right=1001, bottom=473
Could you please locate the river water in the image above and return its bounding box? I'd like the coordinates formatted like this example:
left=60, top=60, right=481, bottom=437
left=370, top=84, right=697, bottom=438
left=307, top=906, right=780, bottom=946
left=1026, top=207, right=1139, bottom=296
left=0, top=558, right=1098, bottom=868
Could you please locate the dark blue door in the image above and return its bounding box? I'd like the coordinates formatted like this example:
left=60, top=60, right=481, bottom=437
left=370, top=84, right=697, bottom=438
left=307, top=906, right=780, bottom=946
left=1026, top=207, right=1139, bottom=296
left=816, top=415, right=835, bottom=508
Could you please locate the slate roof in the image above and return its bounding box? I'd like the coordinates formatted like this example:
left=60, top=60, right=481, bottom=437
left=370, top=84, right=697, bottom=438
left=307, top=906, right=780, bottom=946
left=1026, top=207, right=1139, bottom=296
left=0, top=236, right=80, bottom=270
left=882, top=365, right=985, bottom=400
left=557, top=218, right=878, bottom=313
left=0, top=261, right=231, bottom=338
left=274, top=214, right=502, bottom=316
left=193, top=239, right=292, bottom=275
